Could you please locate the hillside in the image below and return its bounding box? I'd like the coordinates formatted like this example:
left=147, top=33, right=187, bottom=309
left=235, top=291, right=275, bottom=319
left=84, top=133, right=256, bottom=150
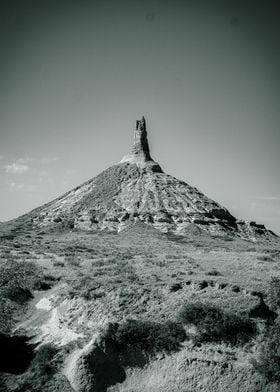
left=14, top=117, right=277, bottom=243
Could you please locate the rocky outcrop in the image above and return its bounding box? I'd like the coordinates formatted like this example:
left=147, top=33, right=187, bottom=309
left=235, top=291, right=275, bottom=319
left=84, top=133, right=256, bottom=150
left=131, top=116, right=152, bottom=161
left=120, top=116, right=162, bottom=172
left=15, top=117, right=277, bottom=242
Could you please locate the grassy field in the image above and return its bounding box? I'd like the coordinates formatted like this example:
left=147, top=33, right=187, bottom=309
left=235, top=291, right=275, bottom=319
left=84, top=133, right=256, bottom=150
left=0, top=222, right=279, bottom=391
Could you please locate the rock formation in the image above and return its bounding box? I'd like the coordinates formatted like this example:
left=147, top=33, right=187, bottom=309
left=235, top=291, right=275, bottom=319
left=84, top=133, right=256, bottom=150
left=16, top=117, right=277, bottom=242
left=120, top=116, right=162, bottom=172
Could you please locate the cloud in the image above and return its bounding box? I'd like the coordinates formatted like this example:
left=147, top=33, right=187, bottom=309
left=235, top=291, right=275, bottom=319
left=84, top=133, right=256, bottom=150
left=39, top=157, right=59, bottom=164
left=2, top=156, right=58, bottom=173
left=17, top=157, right=32, bottom=164
left=7, top=182, right=24, bottom=190
left=255, top=196, right=280, bottom=201
left=4, top=162, right=30, bottom=174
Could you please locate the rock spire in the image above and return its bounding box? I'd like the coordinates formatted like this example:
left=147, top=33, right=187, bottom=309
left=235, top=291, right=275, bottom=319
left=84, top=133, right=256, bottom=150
left=132, top=116, right=151, bottom=161
left=120, top=116, right=162, bottom=171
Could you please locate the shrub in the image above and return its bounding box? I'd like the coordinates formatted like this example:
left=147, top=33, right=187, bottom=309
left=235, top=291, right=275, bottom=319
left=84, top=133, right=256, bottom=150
left=31, top=344, right=59, bottom=376
left=4, top=286, right=33, bottom=304
left=266, top=277, right=280, bottom=313
left=257, top=255, right=274, bottom=262
left=112, top=319, right=186, bottom=355
left=252, top=278, right=280, bottom=381
left=178, top=302, right=256, bottom=344
left=15, top=344, right=62, bottom=391
left=65, top=254, right=80, bottom=267
left=0, top=260, right=41, bottom=292
left=0, top=260, right=42, bottom=333
left=33, top=273, right=60, bottom=291
left=253, top=319, right=280, bottom=382
left=0, top=298, right=17, bottom=333
left=169, top=283, right=182, bottom=292
left=61, top=218, right=75, bottom=230
left=53, top=260, right=65, bottom=267
left=206, top=269, right=222, bottom=276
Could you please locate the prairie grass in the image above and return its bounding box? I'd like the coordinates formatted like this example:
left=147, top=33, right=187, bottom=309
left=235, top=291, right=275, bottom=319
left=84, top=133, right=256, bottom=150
left=0, top=225, right=279, bottom=391
left=108, top=346, right=279, bottom=392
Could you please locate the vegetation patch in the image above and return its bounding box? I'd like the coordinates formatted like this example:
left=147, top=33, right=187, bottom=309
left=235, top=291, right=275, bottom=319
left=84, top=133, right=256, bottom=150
left=266, top=277, right=280, bottom=313
left=253, top=318, right=280, bottom=383
left=252, top=278, right=280, bottom=383
left=113, top=319, right=186, bottom=355
left=13, top=344, right=64, bottom=392
left=178, top=302, right=256, bottom=344
left=206, top=269, right=222, bottom=276
left=0, top=259, right=44, bottom=333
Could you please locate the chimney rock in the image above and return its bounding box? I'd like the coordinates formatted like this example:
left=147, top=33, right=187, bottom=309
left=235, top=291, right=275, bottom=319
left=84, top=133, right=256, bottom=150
left=120, top=117, right=162, bottom=171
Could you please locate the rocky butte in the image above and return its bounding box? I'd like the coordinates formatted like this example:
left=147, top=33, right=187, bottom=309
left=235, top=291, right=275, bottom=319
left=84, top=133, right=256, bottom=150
left=20, top=117, right=276, bottom=242
left=1, top=117, right=280, bottom=392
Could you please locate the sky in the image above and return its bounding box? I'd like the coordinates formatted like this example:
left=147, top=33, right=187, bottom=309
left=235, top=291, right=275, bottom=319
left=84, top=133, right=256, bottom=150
left=0, top=0, right=280, bottom=235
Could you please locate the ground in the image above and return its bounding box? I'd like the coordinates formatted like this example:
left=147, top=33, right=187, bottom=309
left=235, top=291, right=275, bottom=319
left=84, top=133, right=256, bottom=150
left=0, top=222, right=279, bottom=391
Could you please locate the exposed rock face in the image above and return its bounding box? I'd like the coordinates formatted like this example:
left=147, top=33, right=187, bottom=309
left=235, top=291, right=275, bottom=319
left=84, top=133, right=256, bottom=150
left=19, top=117, right=277, bottom=241
left=120, top=116, right=162, bottom=172
left=132, top=116, right=152, bottom=161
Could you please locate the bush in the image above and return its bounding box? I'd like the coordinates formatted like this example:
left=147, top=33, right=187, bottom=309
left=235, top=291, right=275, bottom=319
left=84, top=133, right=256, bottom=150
left=15, top=344, right=61, bottom=391
left=61, top=218, right=75, bottom=230
left=111, top=319, right=186, bottom=355
left=4, top=286, right=33, bottom=304
left=0, top=260, right=42, bottom=333
left=0, top=298, right=18, bottom=333
left=206, top=269, right=222, bottom=276
left=31, top=344, right=59, bottom=376
left=65, top=254, right=80, bottom=267
left=253, top=319, right=280, bottom=382
left=252, top=278, right=280, bottom=381
left=178, top=302, right=256, bottom=344
left=266, top=277, right=280, bottom=313
left=257, top=255, right=274, bottom=262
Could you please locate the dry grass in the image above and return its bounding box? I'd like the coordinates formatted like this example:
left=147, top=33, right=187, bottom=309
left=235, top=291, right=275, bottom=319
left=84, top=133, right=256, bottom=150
left=108, top=344, right=279, bottom=392
left=0, top=223, right=279, bottom=391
